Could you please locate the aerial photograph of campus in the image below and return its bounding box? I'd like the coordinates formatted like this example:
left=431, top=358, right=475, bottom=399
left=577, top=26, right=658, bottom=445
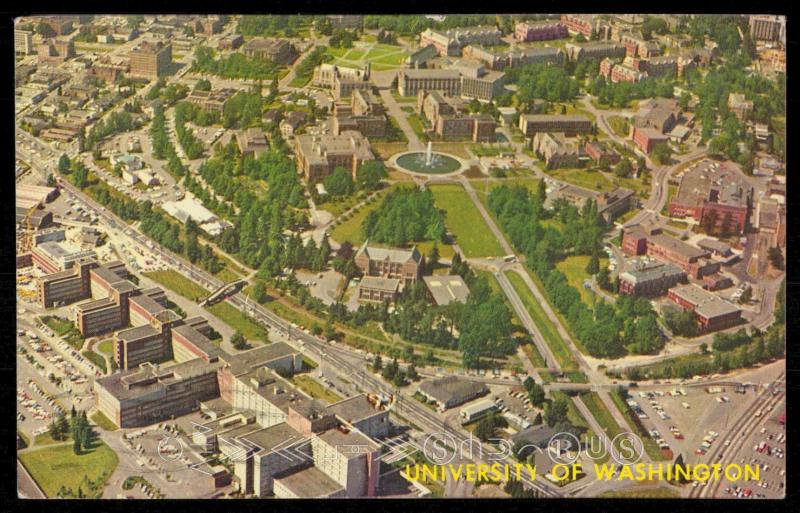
left=15, top=13, right=786, bottom=500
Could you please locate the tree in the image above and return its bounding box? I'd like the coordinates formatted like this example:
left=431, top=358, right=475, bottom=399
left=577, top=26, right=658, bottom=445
left=738, top=285, right=752, bottom=304
left=699, top=342, right=708, bottom=354
left=356, top=160, right=387, bottom=191
left=407, top=364, right=419, bottom=381
left=194, top=78, right=212, bottom=91
left=544, top=395, right=569, bottom=427
left=650, top=143, right=672, bottom=165
left=372, top=354, right=383, bottom=372
left=613, top=158, right=632, bottom=178
left=251, top=281, right=267, bottom=304
left=58, top=154, right=71, bottom=173
left=586, top=248, right=600, bottom=275
left=35, top=22, right=56, bottom=37
left=537, top=178, right=547, bottom=204
left=427, top=244, right=440, bottom=273
left=768, top=247, right=784, bottom=270
left=323, top=166, right=355, bottom=196
left=231, top=331, right=247, bottom=350
left=47, top=174, right=56, bottom=187
left=575, top=33, right=587, bottom=43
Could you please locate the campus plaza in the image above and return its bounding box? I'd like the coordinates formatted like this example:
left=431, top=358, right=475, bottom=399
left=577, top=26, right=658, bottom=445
left=404, top=463, right=761, bottom=483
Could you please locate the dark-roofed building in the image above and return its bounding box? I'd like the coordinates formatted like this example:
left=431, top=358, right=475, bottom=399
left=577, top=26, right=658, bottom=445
left=622, top=225, right=719, bottom=279
left=417, top=376, right=488, bottom=411
left=273, top=466, right=346, bottom=498
left=326, top=394, right=390, bottom=438
left=294, top=131, right=375, bottom=182
left=518, top=114, right=592, bottom=137
left=667, top=284, right=742, bottom=332
left=241, top=38, right=297, bottom=65
left=236, top=127, right=269, bottom=158
left=358, top=276, right=400, bottom=304
left=550, top=184, right=634, bottom=224
left=355, top=242, right=424, bottom=285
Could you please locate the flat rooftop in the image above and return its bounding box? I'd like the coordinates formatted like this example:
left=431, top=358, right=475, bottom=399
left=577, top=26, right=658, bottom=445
left=360, top=276, right=400, bottom=292
left=274, top=466, right=344, bottom=497
left=327, top=394, right=385, bottom=424
left=236, top=422, right=303, bottom=453
left=673, top=160, right=750, bottom=210
left=670, top=283, right=741, bottom=318
left=423, top=275, right=470, bottom=305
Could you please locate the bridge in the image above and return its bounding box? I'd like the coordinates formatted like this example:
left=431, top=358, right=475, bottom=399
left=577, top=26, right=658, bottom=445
left=199, top=279, right=246, bottom=307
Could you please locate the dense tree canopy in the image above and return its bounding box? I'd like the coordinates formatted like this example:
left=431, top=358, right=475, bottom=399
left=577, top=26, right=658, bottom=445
left=361, top=188, right=445, bottom=246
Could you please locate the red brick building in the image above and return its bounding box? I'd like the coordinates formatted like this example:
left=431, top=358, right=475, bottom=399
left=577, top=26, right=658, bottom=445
left=632, top=126, right=669, bottom=153
left=514, top=21, right=568, bottom=42
left=354, top=243, right=424, bottom=286
left=667, top=284, right=742, bottom=332
left=622, top=225, right=719, bottom=279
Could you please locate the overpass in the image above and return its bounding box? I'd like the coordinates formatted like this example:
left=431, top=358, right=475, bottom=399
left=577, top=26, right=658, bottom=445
left=199, top=279, right=246, bottom=307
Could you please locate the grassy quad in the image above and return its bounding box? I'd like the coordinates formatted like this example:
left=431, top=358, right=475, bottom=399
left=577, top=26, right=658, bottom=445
left=555, top=255, right=609, bottom=308
left=19, top=440, right=119, bottom=498
left=429, top=184, right=505, bottom=258
left=205, top=301, right=269, bottom=342
left=290, top=375, right=343, bottom=404
left=545, top=167, right=615, bottom=192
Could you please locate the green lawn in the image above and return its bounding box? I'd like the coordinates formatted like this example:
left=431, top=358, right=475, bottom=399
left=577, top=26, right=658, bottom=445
left=522, top=343, right=546, bottom=368
left=551, top=391, right=588, bottom=430
left=19, top=440, right=119, bottom=497
left=291, top=375, right=343, bottom=404
left=580, top=392, right=624, bottom=450
left=143, top=270, right=208, bottom=301
left=41, top=316, right=84, bottom=350
left=661, top=184, right=678, bottom=215
left=607, top=116, right=630, bottom=138
left=505, top=271, right=576, bottom=369
left=429, top=184, right=505, bottom=258
left=546, top=167, right=615, bottom=192
left=555, top=255, right=609, bottom=308
left=97, top=339, right=114, bottom=357
left=90, top=411, right=118, bottom=431
left=81, top=350, right=107, bottom=374
left=206, top=301, right=269, bottom=342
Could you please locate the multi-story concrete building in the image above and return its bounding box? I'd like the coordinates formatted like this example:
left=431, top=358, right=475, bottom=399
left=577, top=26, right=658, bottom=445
left=669, top=160, right=751, bottom=235
left=15, top=30, right=33, bottom=55
left=241, top=38, right=297, bottom=65
left=622, top=225, right=720, bottom=279
left=294, top=131, right=375, bottom=182
left=115, top=311, right=180, bottom=370
left=419, top=26, right=502, bottom=57
left=354, top=242, right=424, bottom=286
left=749, top=15, right=785, bottom=43
left=37, top=39, right=76, bottom=63
left=618, top=258, right=686, bottom=297
left=397, top=68, right=461, bottom=97
left=667, top=284, right=742, bottom=332
left=129, top=40, right=172, bottom=79
left=37, top=259, right=97, bottom=308
left=518, top=114, right=593, bottom=137
left=454, top=61, right=506, bottom=102
left=218, top=34, right=244, bottom=51
left=515, top=21, right=568, bottom=42
left=756, top=199, right=786, bottom=249
left=549, top=184, right=634, bottom=224
left=417, top=91, right=497, bottom=142
left=31, top=241, right=96, bottom=274
left=312, top=63, right=371, bottom=100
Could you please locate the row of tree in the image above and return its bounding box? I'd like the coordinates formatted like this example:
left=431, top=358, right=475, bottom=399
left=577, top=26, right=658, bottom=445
left=361, top=187, right=445, bottom=246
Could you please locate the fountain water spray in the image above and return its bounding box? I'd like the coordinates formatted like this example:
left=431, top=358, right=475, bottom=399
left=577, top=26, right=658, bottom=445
left=425, top=141, right=433, bottom=167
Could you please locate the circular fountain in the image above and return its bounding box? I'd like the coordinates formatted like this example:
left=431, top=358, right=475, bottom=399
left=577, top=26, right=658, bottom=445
left=393, top=142, right=464, bottom=175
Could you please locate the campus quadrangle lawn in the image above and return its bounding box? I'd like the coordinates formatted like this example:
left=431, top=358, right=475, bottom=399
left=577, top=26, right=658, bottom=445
left=429, top=184, right=505, bottom=258
left=556, top=255, right=609, bottom=308
left=19, top=441, right=119, bottom=497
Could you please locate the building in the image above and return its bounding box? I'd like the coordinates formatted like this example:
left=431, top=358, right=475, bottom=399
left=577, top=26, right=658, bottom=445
left=560, top=14, right=610, bottom=39
left=405, top=44, right=439, bottom=69
left=332, top=89, right=387, bottom=138
left=354, top=242, right=424, bottom=286
left=37, top=259, right=97, bottom=308
left=327, top=15, right=363, bottom=30
left=584, top=140, right=621, bottom=165
left=129, top=40, right=172, bottom=79
left=727, top=93, right=753, bottom=122
left=464, top=46, right=564, bottom=71
left=600, top=59, right=648, bottom=83
left=668, top=160, right=751, bottom=235
left=564, top=42, right=625, bottom=62
left=358, top=276, right=400, bottom=304
left=326, top=394, right=390, bottom=439
left=236, top=127, right=269, bottom=158
left=241, top=38, right=297, bottom=65
left=454, top=62, right=506, bottom=102
left=702, top=273, right=734, bottom=292
left=186, top=88, right=235, bottom=113
left=15, top=29, right=33, bottom=55
left=632, top=126, right=669, bottom=153
left=749, top=15, right=785, bottom=43
left=294, top=131, right=375, bottom=182
left=532, top=132, right=585, bottom=168
left=194, top=16, right=223, bottom=35
left=38, top=39, right=76, bottom=63
left=115, top=309, right=181, bottom=370
left=31, top=241, right=96, bottom=274
left=218, top=34, right=244, bottom=51
left=422, top=275, right=470, bottom=306
left=518, top=114, right=592, bottom=137
left=618, top=258, right=686, bottom=297
left=417, top=376, right=488, bottom=411
left=515, top=21, right=568, bottom=42
left=622, top=225, right=719, bottom=279
left=280, top=111, right=307, bottom=139
left=312, top=63, right=371, bottom=100
left=419, top=26, right=502, bottom=57
left=667, top=284, right=742, bottom=332
left=633, top=98, right=681, bottom=134
left=397, top=69, right=461, bottom=97
left=550, top=184, right=634, bottom=224
left=756, top=199, right=786, bottom=248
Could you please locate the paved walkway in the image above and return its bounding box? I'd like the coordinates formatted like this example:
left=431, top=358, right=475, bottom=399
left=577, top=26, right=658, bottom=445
left=378, top=87, right=424, bottom=151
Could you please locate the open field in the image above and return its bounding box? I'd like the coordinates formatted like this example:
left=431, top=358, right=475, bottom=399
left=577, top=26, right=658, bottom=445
left=206, top=301, right=269, bottom=342
left=429, top=184, right=505, bottom=258
left=143, top=270, right=208, bottom=301
left=607, top=115, right=630, bottom=138
left=580, top=392, right=624, bottom=449
left=90, top=411, right=118, bottom=432
left=505, top=271, right=576, bottom=369
left=291, top=375, right=344, bottom=404
left=555, top=255, right=609, bottom=308
left=19, top=440, right=119, bottom=497
left=325, top=43, right=408, bottom=71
